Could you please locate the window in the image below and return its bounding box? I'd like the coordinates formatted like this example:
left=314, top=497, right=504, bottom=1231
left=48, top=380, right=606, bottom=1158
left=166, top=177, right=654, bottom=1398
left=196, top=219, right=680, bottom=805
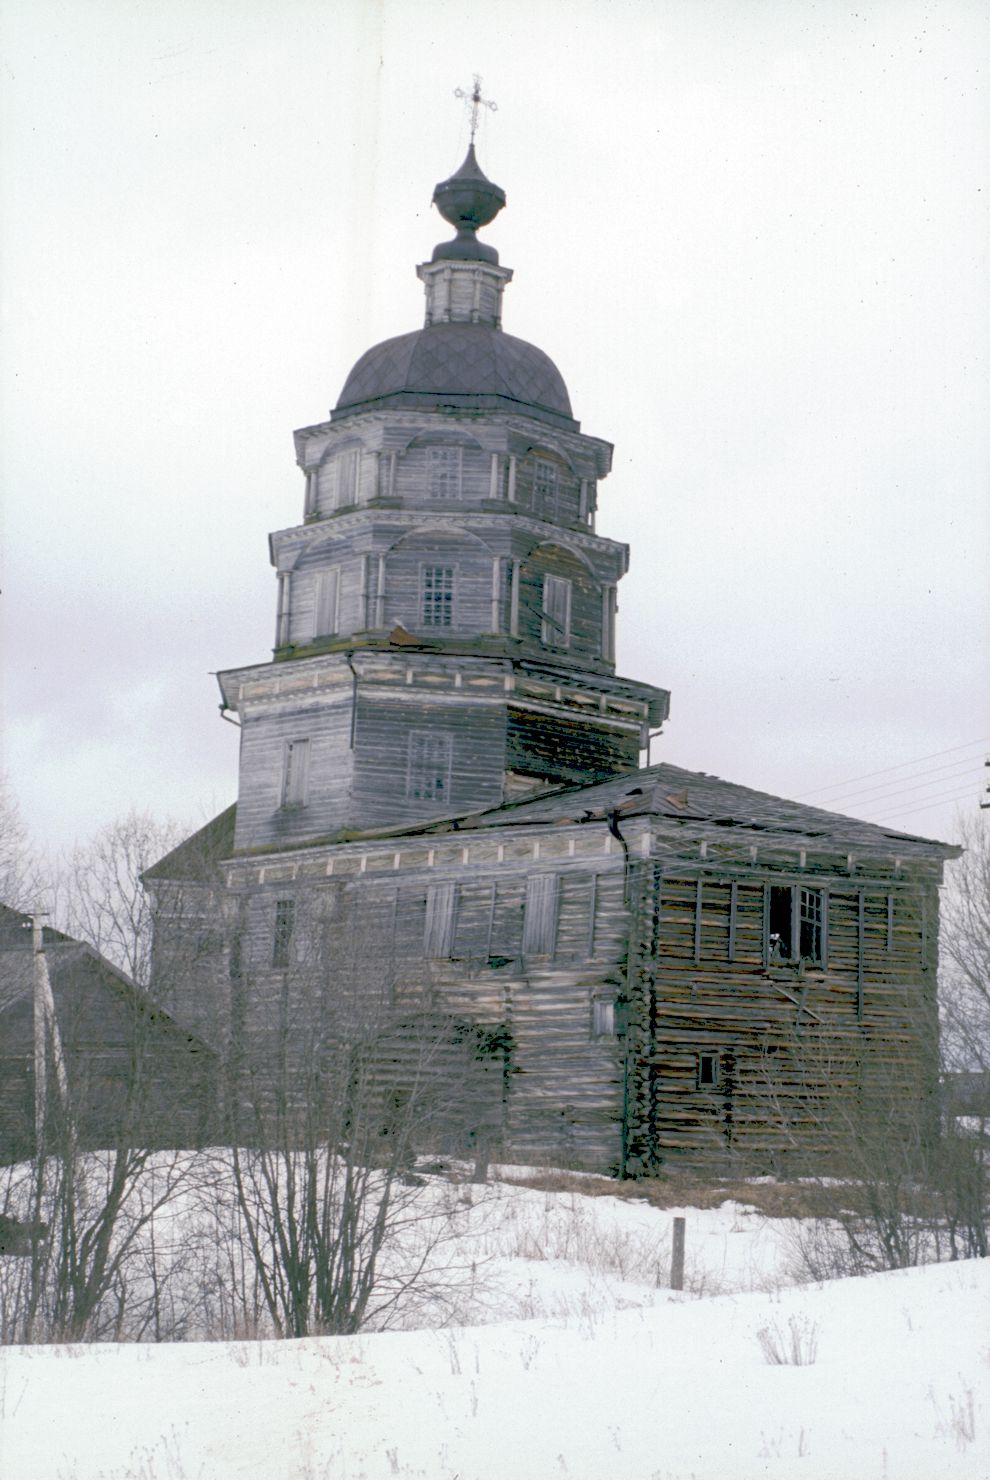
left=697, top=1052, right=720, bottom=1089
left=271, top=899, right=295, bottom=969
left=427, top=446, right=462, bottom=498
left=336, top=449, right=359, bottom=507
left=315, top=569, right=340, bottom=637
left=281, top=739, right=311, bottom=808
left=533, top=457, right=558, bottom=511
left=768, top=885, right=825, bottom=963
left=406, top=731, right=452, bottom=803
left=424, top=882, right=457, bottom=958
left=799, top=887, right=825, bottom=962
left=541, top=574, right=572, bottom=648
left=228, top=935, right=242, bottom=982
left=522, top=873, right=560, bottom=955
left=421, top=565, right=455, bottom=628
left=592, top=999, right=615, bottom=1037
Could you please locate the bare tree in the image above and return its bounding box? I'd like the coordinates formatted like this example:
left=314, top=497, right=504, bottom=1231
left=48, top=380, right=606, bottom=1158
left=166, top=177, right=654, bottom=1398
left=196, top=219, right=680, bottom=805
left=213, top=889, right=505, bottom=1338
left=0, top=776, right=44, bottom=911
left=940, top=812, right=990, bottom=1073
left=54, top=812, right=185, bottom=985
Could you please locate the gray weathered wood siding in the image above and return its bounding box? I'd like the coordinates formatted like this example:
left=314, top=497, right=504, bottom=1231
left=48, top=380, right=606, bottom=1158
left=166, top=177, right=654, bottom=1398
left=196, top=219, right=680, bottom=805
left=352, top=695, right=507, bottom=824
left=517, top=543, right=603, bottom=659
left=622, top=863, right=939, bottom=1174
left=382, top=528, right=495, bottom=636
left=232, top=698, right=355, bottom=852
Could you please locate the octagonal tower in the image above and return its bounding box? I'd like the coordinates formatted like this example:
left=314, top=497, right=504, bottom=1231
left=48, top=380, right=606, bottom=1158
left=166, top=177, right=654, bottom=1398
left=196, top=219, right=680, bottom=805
left=218, top=147, right=670, bottom=852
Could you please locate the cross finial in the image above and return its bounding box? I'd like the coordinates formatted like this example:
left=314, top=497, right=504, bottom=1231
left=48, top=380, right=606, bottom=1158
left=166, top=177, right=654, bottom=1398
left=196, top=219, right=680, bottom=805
left=454, top=74, right=497, bottom=143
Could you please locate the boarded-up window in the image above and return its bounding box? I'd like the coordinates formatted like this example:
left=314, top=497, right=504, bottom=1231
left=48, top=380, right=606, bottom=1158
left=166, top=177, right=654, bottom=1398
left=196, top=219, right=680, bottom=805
left=272, top=899, right=295, bottom=969
left=406, top=731, right=452, bottom=803
left=421, top=566, right=455, bottom=627
left=541, top=575, right=572, bottom=648
left=591, top=999, right=615, bottom=1036
left=523, top=873, right=560, bottom=955
left=424, top=883, right=457, bottom=958
left=427, top=447, right=462, bottom=498
left=315, top=569, right=340, bottom=636
left=281, top=739, right=310, bottom=808
left=336, top=449, right=359, bottom=506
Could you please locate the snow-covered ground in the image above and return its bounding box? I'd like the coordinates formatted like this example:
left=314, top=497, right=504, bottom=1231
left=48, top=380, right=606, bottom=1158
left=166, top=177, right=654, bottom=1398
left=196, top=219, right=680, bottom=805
left=1, top=1172, right=987, bottom=1479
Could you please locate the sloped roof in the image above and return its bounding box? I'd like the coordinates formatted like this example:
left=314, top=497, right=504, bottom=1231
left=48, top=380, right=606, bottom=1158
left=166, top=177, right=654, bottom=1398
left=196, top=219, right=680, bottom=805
left=416, top=762, right=958, bottom=860
left=0, top=901, right=215, bottom=1053
left=142, top=804, right=236, bottom=882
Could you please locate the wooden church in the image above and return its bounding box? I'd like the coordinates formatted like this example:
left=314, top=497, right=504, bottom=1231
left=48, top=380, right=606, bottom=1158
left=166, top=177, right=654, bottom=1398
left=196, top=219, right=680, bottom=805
left=146, top=137, right=956, bottom=1175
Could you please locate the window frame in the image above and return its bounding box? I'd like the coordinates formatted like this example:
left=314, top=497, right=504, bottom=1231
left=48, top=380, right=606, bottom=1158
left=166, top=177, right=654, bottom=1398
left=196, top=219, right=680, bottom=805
left=426, top=445, right=463, bottom=499
left=697, top=1051, right=720, bottom=1089
left=424, top=882, right=458, bottom=959
left=406, top=730, right=453, bottom=804
left=335, top=448, right=360, bottom=508
left=314, top=568, right=340, bottom=638
left=281, top=738, right=311, bottom=809
left=522, top=873, right=560, bottom=956
left=767, top=884, right=827, bottom=965
left=420, top=564, right=456, bottom=629
left=541, top=573, right=572, bottom=648
left=591, top=998, right=616, bottom=1037
left=271, top=898, right=295, bottom=970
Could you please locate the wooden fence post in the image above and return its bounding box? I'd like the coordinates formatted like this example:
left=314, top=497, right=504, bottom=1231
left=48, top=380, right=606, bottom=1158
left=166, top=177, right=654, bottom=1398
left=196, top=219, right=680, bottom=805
left=671, top=1215, right=685, bottom=1291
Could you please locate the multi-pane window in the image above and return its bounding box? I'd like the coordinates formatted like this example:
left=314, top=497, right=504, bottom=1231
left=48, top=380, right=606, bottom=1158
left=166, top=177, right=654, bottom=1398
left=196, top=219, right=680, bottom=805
left=281, top=739, right=311, bottom=808
left=315, top=569, right=340, bottom=637
left=768, top=885, right=825, bottom=964
left=522, top=873, right=560, bottom=955
left=271, top=899, right=295, bottom=969
left=421, top=565, right=455, bottom=628
left=427, top=447, right=462, bottom=498
left=541, top=574, right=572, bottom=648
left=406, top=731, right=452, bottom=803
left=799, top=887, right=825, bottom=962
left=533, top=457, right=558, bottom=511
left=424, top=882, right=457, bottom=958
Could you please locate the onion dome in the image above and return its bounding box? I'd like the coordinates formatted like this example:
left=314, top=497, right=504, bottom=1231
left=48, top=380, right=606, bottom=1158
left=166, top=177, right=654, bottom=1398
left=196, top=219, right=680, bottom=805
left=431, top=144, right=506, bottom=264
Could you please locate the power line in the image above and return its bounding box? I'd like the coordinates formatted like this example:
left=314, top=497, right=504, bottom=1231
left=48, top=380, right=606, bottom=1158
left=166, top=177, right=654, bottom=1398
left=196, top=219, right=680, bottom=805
left=811, top=758, right=985, bottom=810
left=794, top=737, right=990, bottom=800
left=855, top=783, right=984, bottom=826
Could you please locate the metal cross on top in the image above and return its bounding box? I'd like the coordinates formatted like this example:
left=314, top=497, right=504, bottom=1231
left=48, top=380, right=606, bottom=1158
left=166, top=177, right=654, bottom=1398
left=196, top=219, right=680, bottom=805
left=454, top=74, right=497, bottom=142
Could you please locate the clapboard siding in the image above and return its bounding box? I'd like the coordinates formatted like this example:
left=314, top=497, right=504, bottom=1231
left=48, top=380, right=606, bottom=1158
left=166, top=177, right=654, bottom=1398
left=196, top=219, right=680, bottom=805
left=383, top=529, right=494, bottom=636
left=517, top=543, right=603, bottom=659
left=233, top=700, right=355, bottom=851
left=352, top=695, right=506, bottom=824
left=622, top=865, right=939, bottom=1173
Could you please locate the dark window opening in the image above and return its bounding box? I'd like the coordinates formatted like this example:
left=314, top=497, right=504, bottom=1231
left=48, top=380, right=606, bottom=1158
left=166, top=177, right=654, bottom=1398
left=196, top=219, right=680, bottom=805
left=698, top=1052, right=720, bottom=1089
left=769, top=886, right=793, bottom=960
left=272, top=899, right=295, bottom=969
left=768, top=885, right=825, bottom=964
left=228, top=935, right=242, bottom=981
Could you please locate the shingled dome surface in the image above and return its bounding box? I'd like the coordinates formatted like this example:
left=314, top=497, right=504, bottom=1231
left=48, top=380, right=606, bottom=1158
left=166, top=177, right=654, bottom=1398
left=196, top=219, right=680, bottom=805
left=334, top=323, right=574, bottom=425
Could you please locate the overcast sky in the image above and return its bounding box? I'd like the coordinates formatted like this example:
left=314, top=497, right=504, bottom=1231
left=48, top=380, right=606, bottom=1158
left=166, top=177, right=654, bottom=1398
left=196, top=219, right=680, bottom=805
left=2, top=0, right=988, bottom=860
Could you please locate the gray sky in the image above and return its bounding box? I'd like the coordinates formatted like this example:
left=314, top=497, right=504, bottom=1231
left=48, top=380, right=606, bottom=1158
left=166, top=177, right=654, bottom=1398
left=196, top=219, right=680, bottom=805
left=2, top=0, right=988, bottom=857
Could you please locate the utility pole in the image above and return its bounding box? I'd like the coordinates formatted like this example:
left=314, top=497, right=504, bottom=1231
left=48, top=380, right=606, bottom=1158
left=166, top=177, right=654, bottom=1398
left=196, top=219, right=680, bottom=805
left=29, top=909, right=70, bottom=1150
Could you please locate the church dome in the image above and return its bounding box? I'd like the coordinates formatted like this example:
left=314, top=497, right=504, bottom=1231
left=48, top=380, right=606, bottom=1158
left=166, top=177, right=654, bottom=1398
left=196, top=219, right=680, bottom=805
left=334, top=322, right=574, bottom=427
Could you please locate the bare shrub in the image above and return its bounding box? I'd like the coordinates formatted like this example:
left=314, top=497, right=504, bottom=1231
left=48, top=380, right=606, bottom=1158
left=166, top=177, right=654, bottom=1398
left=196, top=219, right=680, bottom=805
left=756, top=1313, right=819, bottom=1366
